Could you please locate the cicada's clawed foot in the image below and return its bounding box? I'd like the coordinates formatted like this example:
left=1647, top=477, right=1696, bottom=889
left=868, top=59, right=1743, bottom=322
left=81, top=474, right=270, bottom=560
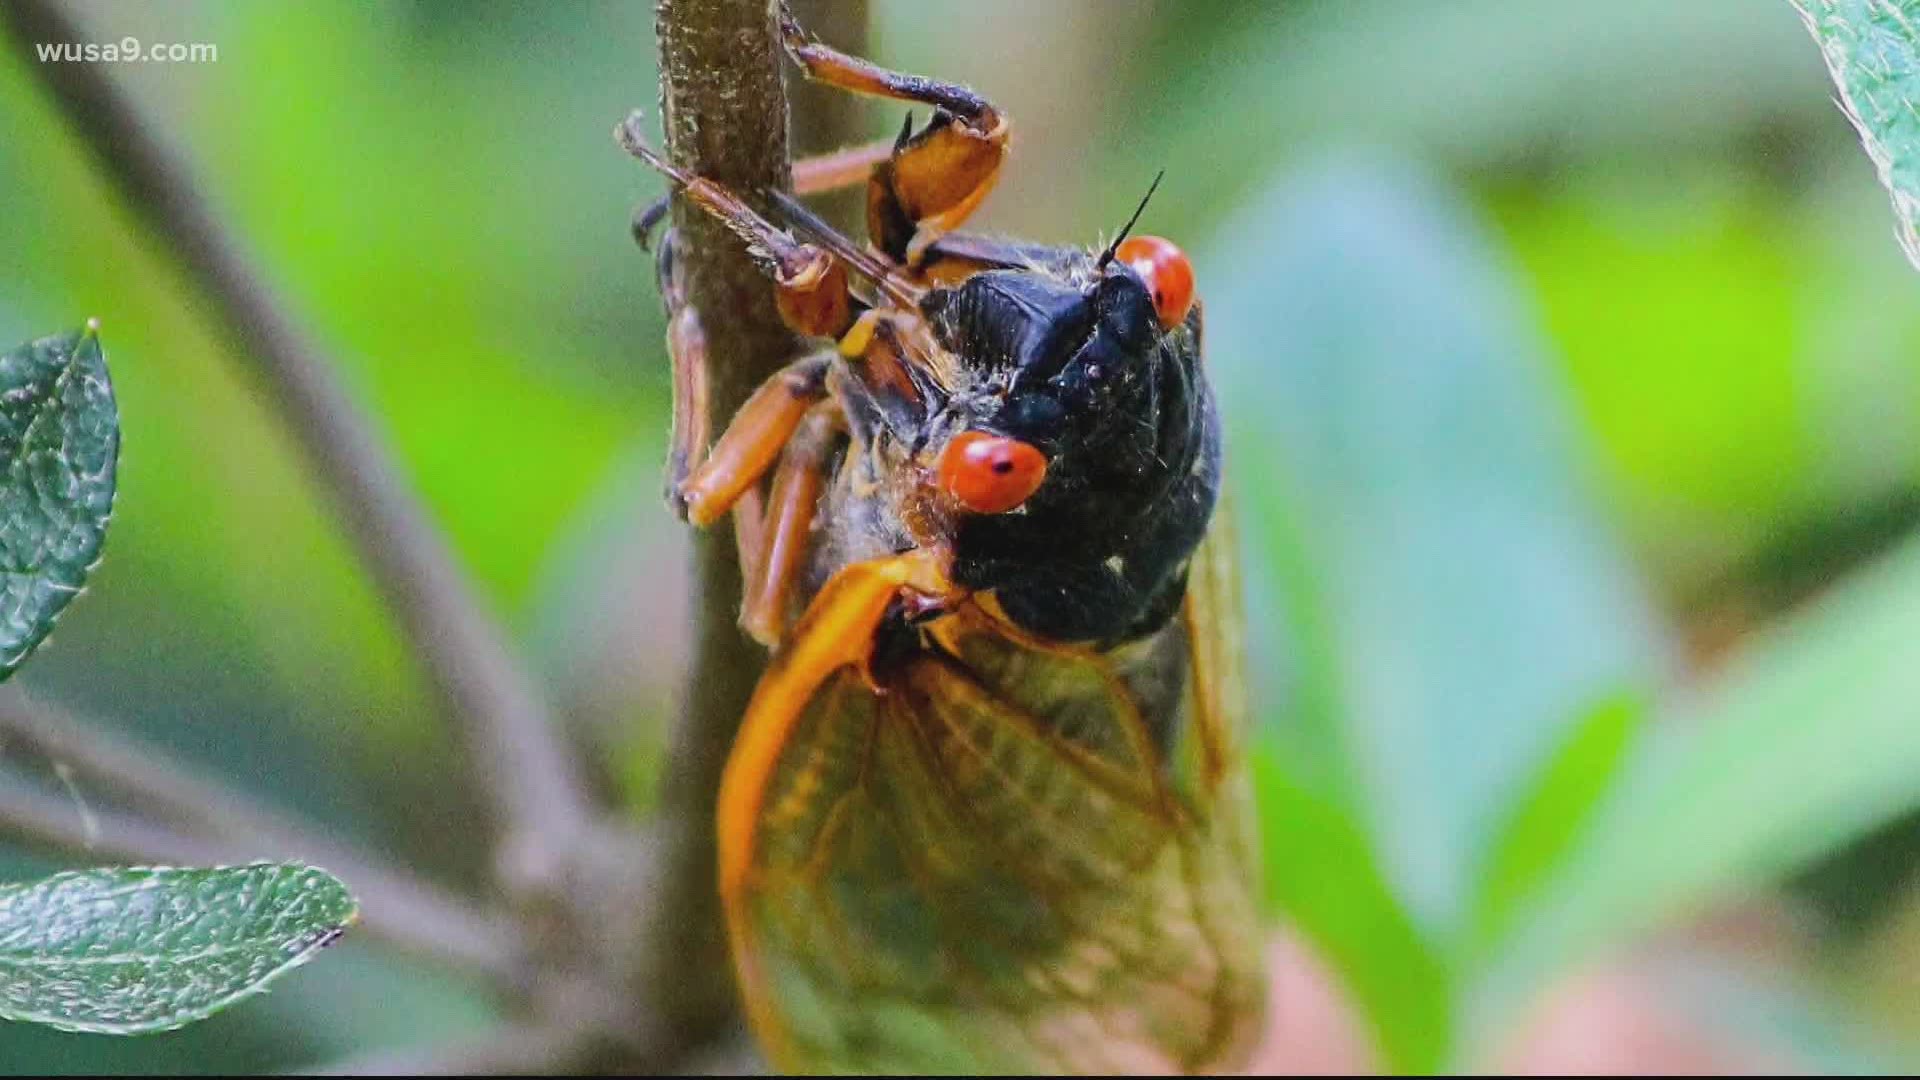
left=774, top=0, right=1008, bottom=266
left=775, top=3, right=1000, bottom=130
left=616, top=112, right=860, bottom=340
left=631, top=194, right=672, bottom=252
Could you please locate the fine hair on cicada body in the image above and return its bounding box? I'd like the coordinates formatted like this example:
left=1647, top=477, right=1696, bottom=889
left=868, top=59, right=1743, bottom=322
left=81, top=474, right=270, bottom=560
left=621, top=147, right=1219, bottom=650
left=909, top=226, right=1218, bottom=645
left=618, top=3, right=1262, bottom=1074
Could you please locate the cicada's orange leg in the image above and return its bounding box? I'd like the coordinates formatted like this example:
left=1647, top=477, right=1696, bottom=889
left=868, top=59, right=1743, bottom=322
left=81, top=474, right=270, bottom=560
left=777, top=0, right=1009, bottom=265
left=655, top=231, right=711, bottom=505
left=740, top=401, right=847, bottom=648
left=646, top=208, right=835, bottom=530
left=630, top=136, right=897, bottom=253
left=729, top=483, right=770, bottom=603
left=793, top=136, right=898, bottom=197
left=656, top=247, right=769, bottom=600
left=668, top=309, right=771, bottom=588
left=618, top=112, right=859, bottom=340
left=652, top=225, right=782, bottom=593
left=674, top=350, right=833, bottom=528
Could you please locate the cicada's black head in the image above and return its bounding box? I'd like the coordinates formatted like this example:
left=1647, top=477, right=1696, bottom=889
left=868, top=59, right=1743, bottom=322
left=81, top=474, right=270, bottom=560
left=908, top=239, right=1220, bottom=644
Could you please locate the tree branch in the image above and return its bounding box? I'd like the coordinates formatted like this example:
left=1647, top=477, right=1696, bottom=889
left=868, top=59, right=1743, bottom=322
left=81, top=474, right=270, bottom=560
left=0, top=685, right=518, bottom=980
left=633, top=0, right=869, bottom=1050
left=0, top=775, right=516, bottom=979
left=636, top=0, right=804, bottom=1043
left=0, top=775, right=228, bottom=868
left=0, top=685, right=354, bottom=851
left=0, top=0, right=593, bottom=894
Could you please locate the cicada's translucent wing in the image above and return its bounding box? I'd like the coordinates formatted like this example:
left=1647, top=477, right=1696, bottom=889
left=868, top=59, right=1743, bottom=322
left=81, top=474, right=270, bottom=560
left=725, top=528, right=1265, bottom=1075
left=1180, top=511, right=1264, bottom=899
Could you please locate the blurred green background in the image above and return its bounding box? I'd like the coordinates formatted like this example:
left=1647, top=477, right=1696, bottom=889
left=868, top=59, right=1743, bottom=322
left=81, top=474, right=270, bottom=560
left=7, top=0, right=1920, bottom=1072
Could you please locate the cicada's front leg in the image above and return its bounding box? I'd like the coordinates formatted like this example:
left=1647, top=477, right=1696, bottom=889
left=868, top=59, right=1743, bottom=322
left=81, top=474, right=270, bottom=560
left=657, top=333, right=847, bottom=646
left=672, top=350, right=833, bottom=529
left=619, top=113, right=864, bottom=344
left=776, top=0, right=1009, bottom=266
left=651, top=228, right=709, bottom=505
left=651, top=317, right=853, bottom=645
left=646, top=224, right=804, bottom=603
left=621, top=115, right=859, bottom=520
left=629, top=136, right=897, bottom=255
left=739, top=400, right=846, bottom=648
left=630, top=131, right=887, bottom=656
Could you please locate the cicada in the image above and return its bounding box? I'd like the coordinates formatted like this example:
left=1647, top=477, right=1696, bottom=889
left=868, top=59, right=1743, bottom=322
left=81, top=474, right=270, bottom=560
left=619, top=6, right=1265, bottom=1072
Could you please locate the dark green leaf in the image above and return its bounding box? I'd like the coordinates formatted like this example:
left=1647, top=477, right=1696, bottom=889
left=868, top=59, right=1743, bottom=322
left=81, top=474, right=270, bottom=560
left=0, top=863, right=356, bottom=1035
left=0, top=323, right=118, bottom=678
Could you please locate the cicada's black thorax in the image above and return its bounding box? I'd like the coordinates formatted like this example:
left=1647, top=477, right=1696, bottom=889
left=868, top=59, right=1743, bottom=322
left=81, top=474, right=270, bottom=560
left=920, top=251, right=1221, bottom=645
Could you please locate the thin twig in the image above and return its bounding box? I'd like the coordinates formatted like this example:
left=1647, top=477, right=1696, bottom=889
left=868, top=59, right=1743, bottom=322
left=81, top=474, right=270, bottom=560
left=303, top=1022, right=603, bottom=1077
left=0, top=0, right=593, bottom=893
left=0, top=686, right=518, bottom=980
left=0, top=685, right=351, bottom=849
left=0, top=776, right=232, bottom=868
left=0, top=779, right=516, bottom=980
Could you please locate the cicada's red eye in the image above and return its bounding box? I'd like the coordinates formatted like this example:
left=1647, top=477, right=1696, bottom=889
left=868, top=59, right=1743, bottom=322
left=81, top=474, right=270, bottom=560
left=937, top=431, right=1048, bottom=514
left=1115, top=235, right=1195, bottom=329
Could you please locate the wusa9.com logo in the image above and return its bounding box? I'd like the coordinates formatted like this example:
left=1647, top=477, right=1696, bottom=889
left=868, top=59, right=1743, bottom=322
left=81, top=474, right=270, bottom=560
left=36, top=38, right=217, bottom=63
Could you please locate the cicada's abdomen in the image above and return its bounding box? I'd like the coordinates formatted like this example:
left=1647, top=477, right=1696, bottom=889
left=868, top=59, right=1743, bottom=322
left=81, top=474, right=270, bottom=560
left=728, top=530, right=1264, bottom=1075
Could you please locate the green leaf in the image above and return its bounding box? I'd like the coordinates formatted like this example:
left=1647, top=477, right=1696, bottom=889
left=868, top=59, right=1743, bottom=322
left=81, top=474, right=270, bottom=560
left=1253, top=746, right=1453, bottom=1071
left=1796, top=0, right=1920, bottom=269
left=0, top=323, right=118, bottom=678
left=1469, top=691, right=1644, bottom=952
left=1486, top=530, right=1920, bottom=1017
left=1200, top=159, right=1664, bottom=934
left=1490, top=189, right=1813, bottom=537
left=0, top=863, right=356, bottom=1034
left=1098, top=2, right=1822, bottom=243
left=1199, top=158, right=1665, bottom=1070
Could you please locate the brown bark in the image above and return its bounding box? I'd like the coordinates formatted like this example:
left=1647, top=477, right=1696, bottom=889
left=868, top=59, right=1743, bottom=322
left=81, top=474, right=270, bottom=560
left=642, top=0, right=866, bottom=1048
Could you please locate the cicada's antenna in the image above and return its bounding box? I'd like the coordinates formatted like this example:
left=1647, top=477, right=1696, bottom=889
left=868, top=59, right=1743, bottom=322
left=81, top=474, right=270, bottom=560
left=1096, top=170, right=1166, bottom=270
